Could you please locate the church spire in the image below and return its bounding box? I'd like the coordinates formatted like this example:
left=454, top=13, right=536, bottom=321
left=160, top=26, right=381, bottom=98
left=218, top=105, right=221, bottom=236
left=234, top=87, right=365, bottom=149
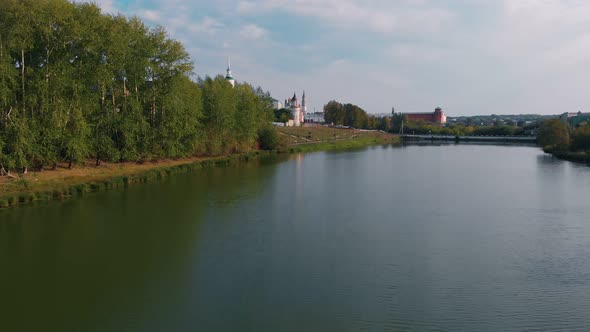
left=302, top=90, right=307, bottom=113
left=225, top=57, right=235, bottom=87
left=226, top=57, right=232, bottom=77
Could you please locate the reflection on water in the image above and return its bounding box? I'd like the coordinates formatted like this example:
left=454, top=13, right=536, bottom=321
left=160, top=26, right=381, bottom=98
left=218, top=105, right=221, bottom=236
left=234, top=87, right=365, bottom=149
left=1, top=144, right=590, bottom=332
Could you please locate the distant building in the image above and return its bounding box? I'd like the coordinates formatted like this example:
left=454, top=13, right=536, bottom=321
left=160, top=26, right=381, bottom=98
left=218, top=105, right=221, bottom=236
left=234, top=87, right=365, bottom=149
left=560, top=111, right=590, bottom=127
left=225, top=58, right=235, bottom=87
left=284, top=91, right=307, bottom=126
left=304, top=112, right=325, bottom=124
left=399, top=107, right=447, bottom=124
left=272, top=99, right=284, bottom=110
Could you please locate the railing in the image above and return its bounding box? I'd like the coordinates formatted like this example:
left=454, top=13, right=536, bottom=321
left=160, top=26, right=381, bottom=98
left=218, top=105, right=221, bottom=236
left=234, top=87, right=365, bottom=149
left=402, top=134, right=537, bottom=142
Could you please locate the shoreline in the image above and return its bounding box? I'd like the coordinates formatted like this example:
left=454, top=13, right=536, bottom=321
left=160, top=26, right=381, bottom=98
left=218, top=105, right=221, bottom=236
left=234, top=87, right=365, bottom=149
left=0, top=133, right=399, bottom=209
left=543, top=147, right=590, bottom=164
left=0, top=152, right=267, bottom=209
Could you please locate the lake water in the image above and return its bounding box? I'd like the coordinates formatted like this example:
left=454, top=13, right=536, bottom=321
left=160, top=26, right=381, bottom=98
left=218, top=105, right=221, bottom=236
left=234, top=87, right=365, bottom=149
left=1, top=143, right=590, bottom=331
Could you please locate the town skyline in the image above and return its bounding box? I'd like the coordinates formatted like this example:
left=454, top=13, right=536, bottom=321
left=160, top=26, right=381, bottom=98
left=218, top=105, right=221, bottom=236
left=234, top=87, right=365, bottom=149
left=91, top=0, right=590, bottom=116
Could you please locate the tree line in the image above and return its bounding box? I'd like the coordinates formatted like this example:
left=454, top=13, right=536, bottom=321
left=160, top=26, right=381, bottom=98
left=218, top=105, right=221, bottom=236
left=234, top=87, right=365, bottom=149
left=322, top=100, right=536, bottom=136
left=538, top=119, right=590, bottom=151
left=394, top=116, right=537, bottom=136
left=323, top=101, right=391, bottom=131
left=0, top=0, right=275, bottom=175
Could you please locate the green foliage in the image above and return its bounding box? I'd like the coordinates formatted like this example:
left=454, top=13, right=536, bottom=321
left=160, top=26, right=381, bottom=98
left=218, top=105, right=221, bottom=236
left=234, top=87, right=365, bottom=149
left=156, top=75, right=203, bottom=158
left=201, top=76, right=237, bottom=155
left=63, top=106, right=90, bottom=168
left=258, top=126, right=279, bottom=150
left=323, top=100, right=392, bottom=131
left=0, top=1, right=274, bottom=173
left=324, top=101, right=368, bottom=128
left=399, top=119, right=528, bottom=137
left=324, top=101, right=345, bottom=125
left=538, top=119, right=570, bottom=149
left=274, top=108, right=293, bottom=123
left=235, top=83, right=262, bottom=151
left=571, top=126, right=590, bottom=151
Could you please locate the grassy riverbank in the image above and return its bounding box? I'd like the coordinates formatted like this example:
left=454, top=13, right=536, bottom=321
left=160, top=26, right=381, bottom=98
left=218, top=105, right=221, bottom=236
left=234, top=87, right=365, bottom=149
left=0, top=152, right=266, bottom=209
left=277, top=126, right=399, bottom=153
left=0, top=127, right=399, bottom=209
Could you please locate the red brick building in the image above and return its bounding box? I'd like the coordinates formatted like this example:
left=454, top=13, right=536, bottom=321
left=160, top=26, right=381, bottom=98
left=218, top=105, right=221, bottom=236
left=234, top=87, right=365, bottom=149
left=402, top=107, right=447, bottom=124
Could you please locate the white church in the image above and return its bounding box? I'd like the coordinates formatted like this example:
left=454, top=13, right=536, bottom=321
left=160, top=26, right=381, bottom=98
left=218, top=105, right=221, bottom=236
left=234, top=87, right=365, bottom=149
left=225, top=59, right=318, bottom=127
left=284, top=91, right=306, bottom=126
left=225, top=58, right=235, bottom=87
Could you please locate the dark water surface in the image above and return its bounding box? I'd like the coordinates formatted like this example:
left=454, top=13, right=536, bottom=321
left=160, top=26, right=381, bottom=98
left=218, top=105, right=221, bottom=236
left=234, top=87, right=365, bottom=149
left=1, top=144, right=590, bottom=331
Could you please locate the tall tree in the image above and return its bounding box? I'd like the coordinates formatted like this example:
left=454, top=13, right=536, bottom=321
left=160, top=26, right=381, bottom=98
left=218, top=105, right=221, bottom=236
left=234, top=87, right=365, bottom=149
left=538, top=119, right=570, bottom=149
left=201, top=76, right=237, bottom=155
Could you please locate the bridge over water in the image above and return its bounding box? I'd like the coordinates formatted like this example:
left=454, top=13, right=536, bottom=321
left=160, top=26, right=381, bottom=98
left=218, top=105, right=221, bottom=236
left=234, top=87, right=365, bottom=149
left=402, top=134, right=537, bottom=143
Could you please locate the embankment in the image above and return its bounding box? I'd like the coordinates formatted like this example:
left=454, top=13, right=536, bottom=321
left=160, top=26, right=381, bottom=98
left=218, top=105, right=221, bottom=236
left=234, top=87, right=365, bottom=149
left=0, top=128, right=399, bottom=209
left=0, top=152, right=266, bottom=209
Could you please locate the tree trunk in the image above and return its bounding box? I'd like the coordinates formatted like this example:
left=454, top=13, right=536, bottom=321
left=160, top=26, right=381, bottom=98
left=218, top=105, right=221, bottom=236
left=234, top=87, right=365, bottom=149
left=46, top=49, right=50, bottom=84
left=96, top=155, right=101, bottom=167
left=123, top=78, right=127, bottom=104
left=152, top=90, right=156, bottom=124
left=112, top=82, right=116, bottom=108
left=23, top=167, right=28, bottom=174
left=100, top=82, right=105, bottom=107
left=68, top=160, right=73, bottom=169
left=21, top=49, right=25, bottom=110
left=52, top=162, right=57, bottom=170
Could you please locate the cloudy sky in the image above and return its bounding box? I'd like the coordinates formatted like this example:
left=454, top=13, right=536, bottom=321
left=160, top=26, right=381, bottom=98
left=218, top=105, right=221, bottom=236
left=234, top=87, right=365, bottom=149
left=93, top=0, right=590, bottom=116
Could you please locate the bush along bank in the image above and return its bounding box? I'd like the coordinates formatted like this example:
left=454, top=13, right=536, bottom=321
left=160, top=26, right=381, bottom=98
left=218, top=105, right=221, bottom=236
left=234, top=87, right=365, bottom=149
left=538, top=119, right=590, bottom=165
left=543, top=146, right=590, bottom=164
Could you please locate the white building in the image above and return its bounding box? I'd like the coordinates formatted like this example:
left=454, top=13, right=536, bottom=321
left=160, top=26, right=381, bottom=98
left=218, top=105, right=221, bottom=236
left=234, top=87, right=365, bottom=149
left=305, top=112, right=325, bottom=124
left=284, top=91, right=306, bottom=126
left=272, top=99, right=284, bottom=109
left=225, top=58, right=235, bottom=87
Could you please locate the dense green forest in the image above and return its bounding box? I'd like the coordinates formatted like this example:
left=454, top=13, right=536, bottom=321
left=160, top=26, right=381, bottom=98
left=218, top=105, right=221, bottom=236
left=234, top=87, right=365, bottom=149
left=0, top=0, right=274, bottom=175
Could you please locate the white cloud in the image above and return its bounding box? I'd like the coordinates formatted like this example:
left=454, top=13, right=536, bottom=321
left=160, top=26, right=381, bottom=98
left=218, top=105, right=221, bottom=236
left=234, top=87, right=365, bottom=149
left=386, top=43, right=452, bottom=63
left=87, top=0, right=590, bottom=115
left=237, top=0, right=454, bottom=35
left=239, top=24, right=268, bottom=40
left=189, top=17, right=225, bottom=35
left=139, top=9, right=161, bottom=22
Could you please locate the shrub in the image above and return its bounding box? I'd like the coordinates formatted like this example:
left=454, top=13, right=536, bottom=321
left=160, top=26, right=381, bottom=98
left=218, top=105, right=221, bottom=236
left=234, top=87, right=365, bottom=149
left=538, top=119, right=570, bottom=150
left=571, top=126, right=590, bottom=151
left=258, top=126, right=279, bottom=150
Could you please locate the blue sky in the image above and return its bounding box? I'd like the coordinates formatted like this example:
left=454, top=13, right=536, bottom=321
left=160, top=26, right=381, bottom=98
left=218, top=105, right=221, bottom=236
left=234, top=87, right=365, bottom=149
left=93, top=0, right=590, bottom=116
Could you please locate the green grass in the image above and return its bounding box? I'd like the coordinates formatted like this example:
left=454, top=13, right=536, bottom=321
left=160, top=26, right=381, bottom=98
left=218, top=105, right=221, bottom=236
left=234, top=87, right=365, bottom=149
left=285, top=135, right=400, bottom=153
left=278, top=125, right=394, bottom=142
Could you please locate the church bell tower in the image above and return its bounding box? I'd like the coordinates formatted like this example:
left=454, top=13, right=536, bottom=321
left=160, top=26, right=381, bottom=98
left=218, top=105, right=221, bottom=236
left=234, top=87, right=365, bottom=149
left=225, top=57, right=235, bottom=87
